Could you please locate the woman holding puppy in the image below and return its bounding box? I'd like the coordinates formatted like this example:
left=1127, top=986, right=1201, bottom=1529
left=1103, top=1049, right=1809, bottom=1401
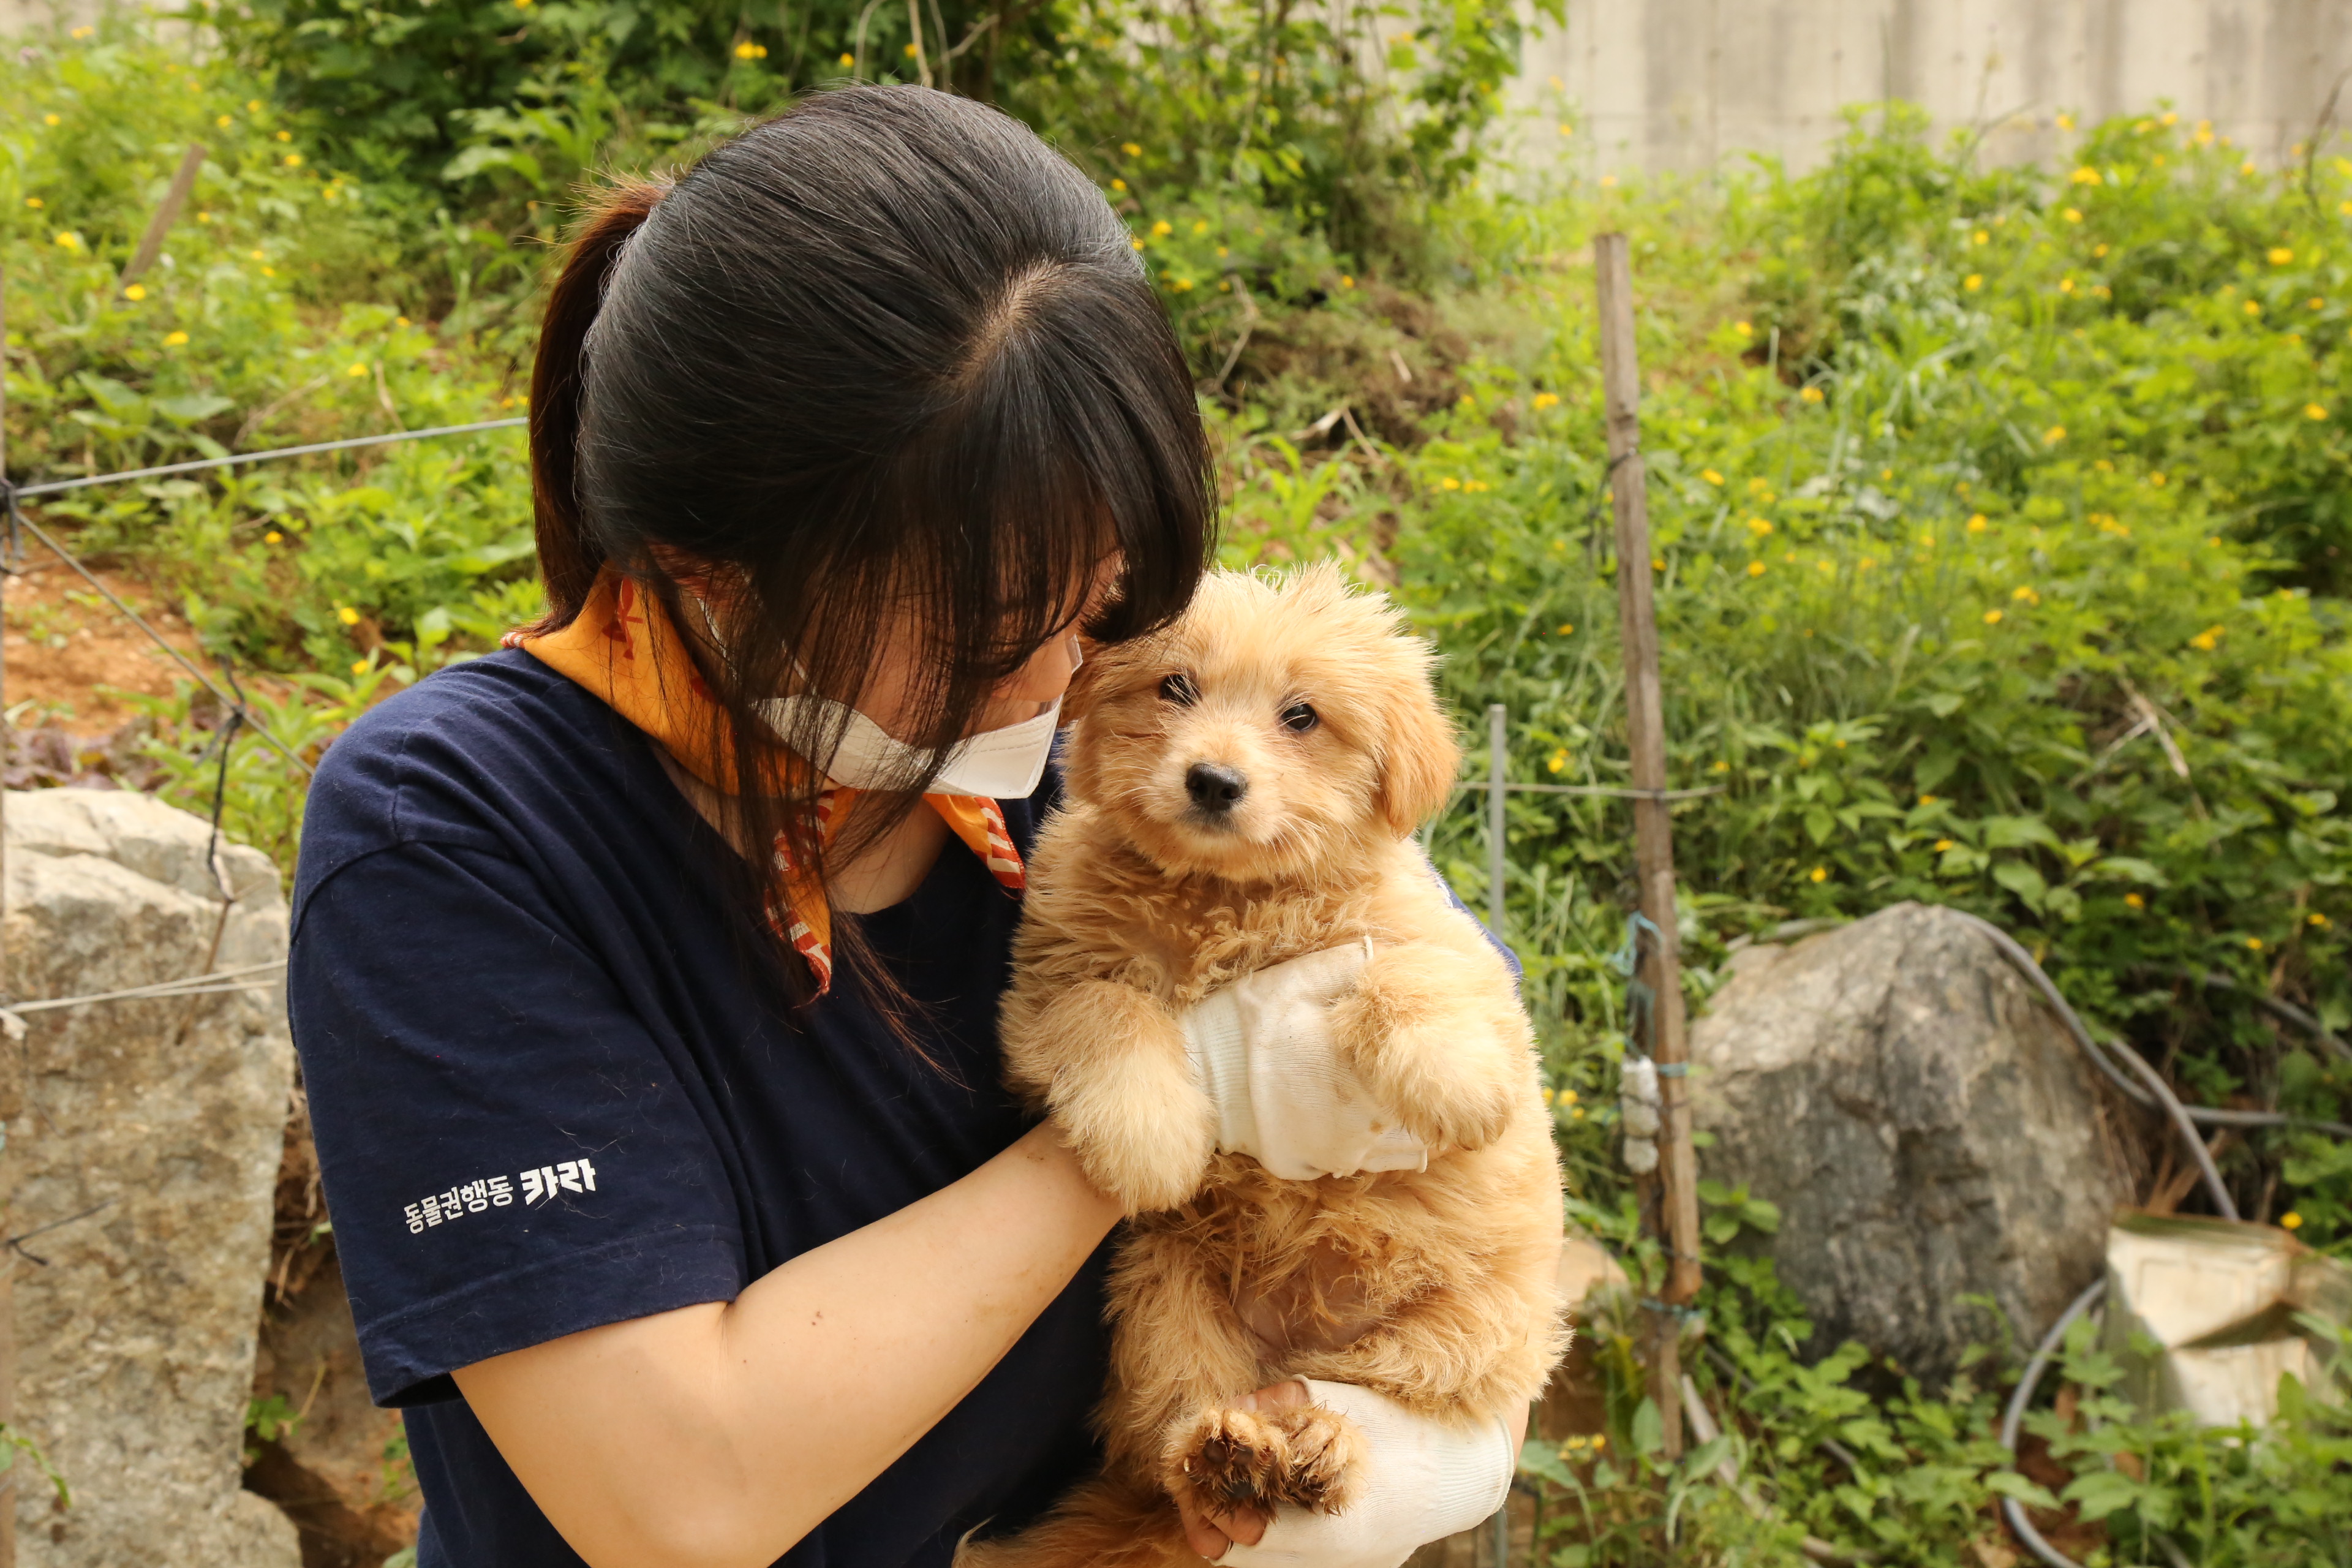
left=290, top=86, right=1520, bottom=1568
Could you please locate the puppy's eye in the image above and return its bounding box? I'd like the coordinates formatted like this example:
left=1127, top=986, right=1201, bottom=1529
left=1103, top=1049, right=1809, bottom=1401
left=1159, top=673, right=1199, bottom=706
left=1280, top=702, right=1319, bottom=733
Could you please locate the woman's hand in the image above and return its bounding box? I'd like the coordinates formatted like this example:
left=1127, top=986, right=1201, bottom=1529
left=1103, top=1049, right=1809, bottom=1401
left=1177, top=1381, right=1524, bottom=1568
left=1179, top=946, right=1430, bottom=1181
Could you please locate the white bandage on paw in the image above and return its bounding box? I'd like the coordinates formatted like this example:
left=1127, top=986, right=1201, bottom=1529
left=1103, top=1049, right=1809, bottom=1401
left=1179, top=946, right=1427, bottom=1182
left=1216, top=1381, right=1515, bottom=1568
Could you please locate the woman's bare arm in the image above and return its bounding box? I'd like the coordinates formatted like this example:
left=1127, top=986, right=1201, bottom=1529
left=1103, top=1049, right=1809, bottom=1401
left=453, top=1122, right=1121, bottom=1568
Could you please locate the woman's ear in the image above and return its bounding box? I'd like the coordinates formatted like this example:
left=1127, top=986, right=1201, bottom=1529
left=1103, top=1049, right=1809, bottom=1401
left=1377, top=677, right=1462, bottom=837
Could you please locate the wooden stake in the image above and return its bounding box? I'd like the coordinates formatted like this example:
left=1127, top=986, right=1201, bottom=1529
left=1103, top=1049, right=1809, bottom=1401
left=1594, top=232, right=1702, bottom=1463
left=119, top=143, right=206, bottom=294
left=0, top=200, right=18, bottom=1568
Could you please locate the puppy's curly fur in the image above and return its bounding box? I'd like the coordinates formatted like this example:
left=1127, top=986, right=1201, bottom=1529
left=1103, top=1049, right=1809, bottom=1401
left=964, top=567, right=1568, bottom=1568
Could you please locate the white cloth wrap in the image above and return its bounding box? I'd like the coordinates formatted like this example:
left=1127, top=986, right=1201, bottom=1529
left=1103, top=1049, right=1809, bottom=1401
left=1178, top=946, right=1428, bottom=1182
left=1216, top=1381, right=1515, bottom=1568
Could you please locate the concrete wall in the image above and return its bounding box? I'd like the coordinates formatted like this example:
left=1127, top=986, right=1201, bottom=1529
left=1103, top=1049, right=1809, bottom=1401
left=1507, top=0, right=2352, bottom=178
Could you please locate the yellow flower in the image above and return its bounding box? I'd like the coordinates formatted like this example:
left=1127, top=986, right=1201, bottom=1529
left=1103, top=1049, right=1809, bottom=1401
left=2241, top=159, right=2257, bottom=175
left=1800, top=386, right=1824, bottom=403
left=1439, top=477, right=1461, bottom=491
left=1121, top=141, right=1142, bottom=157
left=1967, top=514, right=1989, bottom=533
left=2056, top=113, right=2074, bottom=130
left=2244, top=299, right=2261, bottom=315
left=1590, top=1434, right=1606, bottom=1451
left=1733, top=320, right=1753, bottom=336
left=2059, top=277, right=2075, bottom=293
left=1748, top=477, right=1771, bottom=496
left=734, top=40, right=767, bottom=58
left=2063, top=207, right=2082, bottom=223
left=1972, top=230, right=1989, bottom=246
left=1934, top=839, right=1954, bottom=853
left=261, top=266, right=276, bottom=277
left=2188, top=625, right=2224, bottom=650
left=52, top=230, right=80, bottom=250
left=1654, top=557, right=1667, bottom=571
left=217, top=114, right=232, bottom=128
left=1701, top=469, right=1724, bottom=485
left=1746, top=560, right=1766, bottom=578
left=1170, top=277, right=1193, bottom=292
left=2268, top=246, right=2296, bottom=266
left=1191, top=219, right=1208, bottom=236
left=1983, top=609, right=2005, bottom=625
left=1918, top=793, right=1937, bottom=805
left=347, top=362, right=369, bottom=377
left=2196, top=120, right=2214, bottom=144
left=1532, top=392, right=1559, bottom=410
left=2124, top=892, right=2144, bottom=909
left=2306, top=404, right=2329, bottom=421
left=2307, top=912, right=2330, bottom=928
left=1817, top=559, right=1834, bottom=574
left=1547, top=749, right=1567, bottom=775
left=2013, top=585, right=2040, bottom=605
left=2150, top=472, right=2167, bottom=487
left=1109, top=178, right=1126, bottom=192
left=1151, top=220, right=1172, bottom=237
left=42, top=113, right=59, bottom=127
left=265, top=530, right=283, bottom=543
left=1809, top=866, right=1828, bottom=883
left=1559, top=1089, right=1577, bottom=1106
left=2161, top=111, right=2178, bottom=126
left=351, top=660, right=369, bottom=675
left=1130, top=238, right=1144, bottom=252
left=247, top=99, right=263, bottom=113
left=1599, top=175, right=1617, bottom=189
left=122, top=283, right=146, bottom=301
left=1746, top=516, right=1772, bottom=536
left=276, top=129, right=292, bottom=141
left=2043, top=426, right=2066, bottom=445
left=1555, top=623, right=1574, bottom=636
left=839, top=51, right=854, bottom=66
left=2070, top=166, right=2101, bottom=186
left=1338, top=275, right=1355, bottom=290
left=197, top=210, right=211, bottom=222
left=397, top=315, right=411, bottom=328
left=1964, top=274, right=1983, bottom=292
left=164, top=330, right=189, bottom=345
left=336, top=606, right=361, bottom=625
left=284, top=154, right=302, bottom=167
left=903, top=42, right=918, bottom=56
left=21, top=196, right=39, bottom=209
left=2280, top=1212, right=2304, bottom=1231
left=1558, top=121, right=1574, bottom=137
left=2246, top=937, right=2264, bottom=951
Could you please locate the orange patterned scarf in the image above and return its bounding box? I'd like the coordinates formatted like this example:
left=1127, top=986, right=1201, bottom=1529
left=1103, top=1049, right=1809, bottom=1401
left=507, top=571, right=1024, bottom=995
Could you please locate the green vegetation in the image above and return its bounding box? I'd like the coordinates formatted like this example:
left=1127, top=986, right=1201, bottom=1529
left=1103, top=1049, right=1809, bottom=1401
left=4, top=12, right=2348, bottom=1564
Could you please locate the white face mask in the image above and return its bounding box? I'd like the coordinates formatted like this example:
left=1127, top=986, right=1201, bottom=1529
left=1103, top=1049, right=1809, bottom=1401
left=755, top=688, right=1064, bottom=799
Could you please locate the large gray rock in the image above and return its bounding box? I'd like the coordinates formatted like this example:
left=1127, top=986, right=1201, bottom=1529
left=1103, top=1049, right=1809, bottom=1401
left=1689, top=902, right=2130, bottom=1385
left=2, top=789, right=299, bottom=1567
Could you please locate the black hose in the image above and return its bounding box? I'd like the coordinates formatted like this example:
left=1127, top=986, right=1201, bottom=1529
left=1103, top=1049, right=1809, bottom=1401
left=1996, top=1277, right=2107, bottom=1568
left=1951, top=913, right=2239, bottom=1219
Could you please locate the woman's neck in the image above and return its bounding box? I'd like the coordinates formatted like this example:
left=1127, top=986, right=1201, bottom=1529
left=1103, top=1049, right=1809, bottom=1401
left=652, top=745, right=951, bottom=914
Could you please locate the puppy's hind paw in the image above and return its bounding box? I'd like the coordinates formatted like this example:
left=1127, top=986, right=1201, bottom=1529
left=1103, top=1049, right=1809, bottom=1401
left=1159, top=1400, right=1365, bottom=1519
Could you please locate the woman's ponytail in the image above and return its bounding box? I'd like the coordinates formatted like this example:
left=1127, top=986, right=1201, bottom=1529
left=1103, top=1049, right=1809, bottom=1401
left=522, top=180, right=669, bottom=633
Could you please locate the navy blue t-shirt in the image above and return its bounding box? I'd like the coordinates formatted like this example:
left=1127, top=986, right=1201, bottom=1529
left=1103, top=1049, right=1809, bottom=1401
left=288, top=650, right=1110, bottom=1568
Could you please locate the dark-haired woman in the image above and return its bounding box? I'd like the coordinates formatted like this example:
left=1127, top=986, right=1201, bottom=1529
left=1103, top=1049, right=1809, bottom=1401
left=290, top=86, right=1517, bottom=1568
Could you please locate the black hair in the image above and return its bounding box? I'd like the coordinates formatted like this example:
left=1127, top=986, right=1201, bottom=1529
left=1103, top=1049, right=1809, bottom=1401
left=527, top=85, right=1214, bottom=1005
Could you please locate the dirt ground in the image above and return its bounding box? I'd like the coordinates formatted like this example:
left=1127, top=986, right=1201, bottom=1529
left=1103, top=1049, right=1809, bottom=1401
left=1, top=551, right=208, bottom=734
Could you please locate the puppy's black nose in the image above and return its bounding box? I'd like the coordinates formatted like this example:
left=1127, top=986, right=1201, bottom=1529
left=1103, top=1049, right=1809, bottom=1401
left=1185, top=762, right=1248, bottom=813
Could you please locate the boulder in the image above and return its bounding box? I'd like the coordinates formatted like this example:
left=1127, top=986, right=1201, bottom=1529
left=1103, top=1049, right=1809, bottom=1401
left=1689, top=902, right=2130, bottom=1385
left=2, top=789, right=299, bottom=1568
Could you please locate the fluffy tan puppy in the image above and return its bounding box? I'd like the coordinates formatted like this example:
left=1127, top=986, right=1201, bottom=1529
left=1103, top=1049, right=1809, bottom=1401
left=967, top=565, right=1567, bottom=1568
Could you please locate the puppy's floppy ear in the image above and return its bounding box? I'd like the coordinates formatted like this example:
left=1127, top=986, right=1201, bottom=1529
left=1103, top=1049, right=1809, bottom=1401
left=1376, top=664, right=1461, bottom=837
left=1062, top=635, right=1114, bottom=720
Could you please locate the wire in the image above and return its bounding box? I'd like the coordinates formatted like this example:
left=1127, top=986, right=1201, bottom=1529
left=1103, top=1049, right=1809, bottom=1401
left=1996, top=1276, right=2106, bottom=1568
left=9, top=417, right=527, bottom=499
left=7, top=510, right=314, bottom=775
left=1950, top=911, right=2239, bottom=1219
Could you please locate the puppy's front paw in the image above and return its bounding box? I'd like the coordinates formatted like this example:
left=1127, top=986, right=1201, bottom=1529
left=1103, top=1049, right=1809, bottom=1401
left=1327, top=946, right=1521, bottom=1152
left=1159, top=1400, right=1365, bottom=1519
left=1020, top=981, right=1218, bottom=1213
